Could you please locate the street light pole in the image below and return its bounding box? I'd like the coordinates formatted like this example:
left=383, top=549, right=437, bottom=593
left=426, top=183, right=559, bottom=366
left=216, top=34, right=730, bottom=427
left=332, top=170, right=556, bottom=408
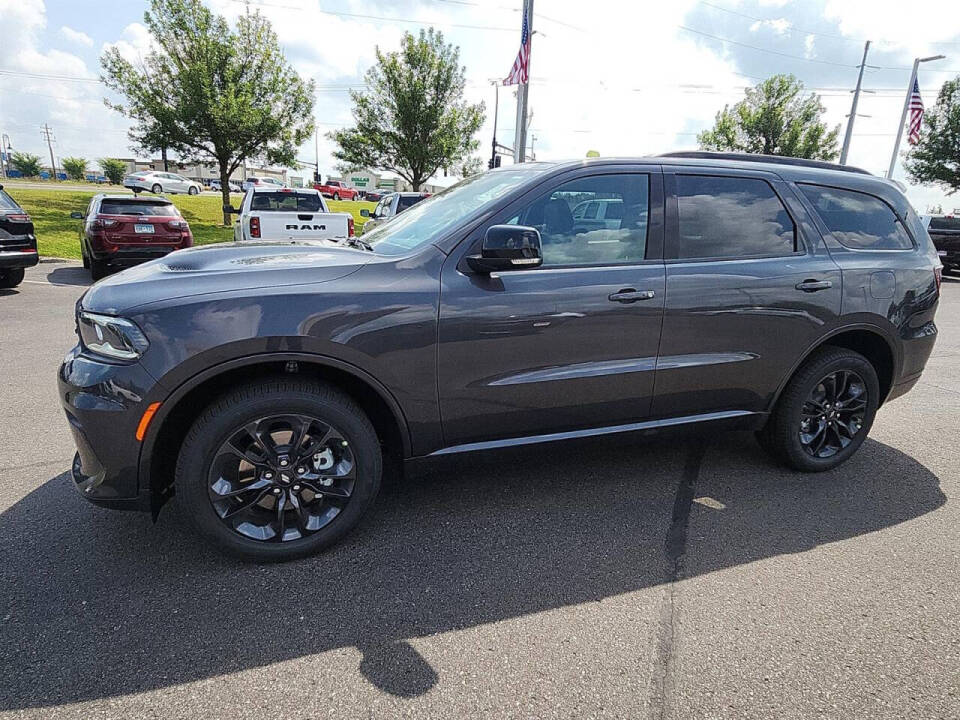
left=513, top=0, right=534, bottom=163
left=840, top=40, right=870, bottom=165
left=887, top=54, right=945, bottom=178
left=490, top=80, right=499, bottom=168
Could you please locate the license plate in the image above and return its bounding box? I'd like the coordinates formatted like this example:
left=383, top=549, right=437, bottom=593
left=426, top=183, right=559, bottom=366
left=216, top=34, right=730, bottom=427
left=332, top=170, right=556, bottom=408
left=134, top=224, right=155, bottom=234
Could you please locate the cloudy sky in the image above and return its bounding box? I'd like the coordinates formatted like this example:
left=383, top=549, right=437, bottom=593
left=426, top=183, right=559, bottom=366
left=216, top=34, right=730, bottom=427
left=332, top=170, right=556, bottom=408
left=1, top=0, right=959, bottom=210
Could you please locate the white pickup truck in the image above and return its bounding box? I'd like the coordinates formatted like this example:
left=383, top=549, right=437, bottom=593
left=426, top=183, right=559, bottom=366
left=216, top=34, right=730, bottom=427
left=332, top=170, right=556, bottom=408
left=232, top=187, right=354, bottom=242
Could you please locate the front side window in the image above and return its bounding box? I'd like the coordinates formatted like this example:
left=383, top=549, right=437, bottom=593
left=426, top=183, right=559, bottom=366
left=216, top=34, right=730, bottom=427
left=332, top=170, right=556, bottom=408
left=675, top=175, right=796, bottom=259
left=0, top=190, right=21, bottom=211
left=800, top=184, right=913, bottom=250
left=506, top=173, right=650, bottom=267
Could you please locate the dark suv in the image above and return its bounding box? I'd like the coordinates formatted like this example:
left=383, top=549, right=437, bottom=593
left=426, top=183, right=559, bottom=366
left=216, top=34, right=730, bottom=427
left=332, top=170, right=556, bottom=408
left=59, top=153, right=941, bottom=561
left=0, top=185, right=39, bottom=289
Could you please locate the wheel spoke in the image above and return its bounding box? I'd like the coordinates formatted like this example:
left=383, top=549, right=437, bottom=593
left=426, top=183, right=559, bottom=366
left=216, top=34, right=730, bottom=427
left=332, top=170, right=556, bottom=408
left=300, top=427, right=336, bottom=459
left=273, top=492, right=287, bottom=541
left=301, top=480, right=351, bottom=499
left=215, top=477, right=270, bottom=498
left=222, top=488, right=270, bottom=519
left=289, top=492, right=311, bottom=534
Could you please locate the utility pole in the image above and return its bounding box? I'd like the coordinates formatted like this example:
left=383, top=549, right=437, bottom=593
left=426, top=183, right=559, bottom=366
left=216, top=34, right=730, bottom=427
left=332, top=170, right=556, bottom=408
left=513, top=0, right=534, bottom=163
left=40, top=124, right=57, bottom=180
left=490, top=80, right=500, bottom=168
left=887, top=54, right=945, bottom=178
left=314, top=128, right=319, bottom=183
left=840, top=40, right=870, bottom=165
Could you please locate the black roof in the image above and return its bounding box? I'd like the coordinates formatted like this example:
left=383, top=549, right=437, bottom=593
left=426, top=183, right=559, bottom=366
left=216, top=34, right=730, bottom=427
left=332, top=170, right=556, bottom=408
left=658, top=151, right=872, bottom=176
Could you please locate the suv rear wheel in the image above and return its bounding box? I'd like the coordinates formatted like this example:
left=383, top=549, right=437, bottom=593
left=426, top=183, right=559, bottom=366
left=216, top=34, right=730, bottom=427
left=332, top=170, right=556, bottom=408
left=90, top=257, right=109, bottom=281
left=759, top=347, right=879, bottom=472
left=175, top=378, right=382, bottom=561
left=0, top=268, right=25, bottom=288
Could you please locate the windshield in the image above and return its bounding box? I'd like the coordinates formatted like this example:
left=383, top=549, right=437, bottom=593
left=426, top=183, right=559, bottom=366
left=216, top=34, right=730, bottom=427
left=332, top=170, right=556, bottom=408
left=363, top=168, right=549, bottom=255
left=0, top=190, right=21, bottom=212
left=100, top=200, right=179, bottom=216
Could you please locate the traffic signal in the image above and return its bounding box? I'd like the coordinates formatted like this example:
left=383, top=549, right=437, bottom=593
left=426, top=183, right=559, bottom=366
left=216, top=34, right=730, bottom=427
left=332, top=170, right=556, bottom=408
left=494, top=155, right=501, bottom=168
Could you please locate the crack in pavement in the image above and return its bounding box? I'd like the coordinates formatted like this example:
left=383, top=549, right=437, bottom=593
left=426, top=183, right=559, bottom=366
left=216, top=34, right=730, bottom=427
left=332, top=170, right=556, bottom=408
left=653, top=438, right=709, bottom=720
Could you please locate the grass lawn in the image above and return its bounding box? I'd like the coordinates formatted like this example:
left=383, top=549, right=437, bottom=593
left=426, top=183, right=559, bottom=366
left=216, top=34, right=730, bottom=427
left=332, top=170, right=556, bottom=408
left=5, top=186, right=376, bottom=260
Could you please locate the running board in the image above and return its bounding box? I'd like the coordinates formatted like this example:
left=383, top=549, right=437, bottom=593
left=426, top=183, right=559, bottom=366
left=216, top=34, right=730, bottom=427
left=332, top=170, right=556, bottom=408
left=426, top=410, right=762, bottom=457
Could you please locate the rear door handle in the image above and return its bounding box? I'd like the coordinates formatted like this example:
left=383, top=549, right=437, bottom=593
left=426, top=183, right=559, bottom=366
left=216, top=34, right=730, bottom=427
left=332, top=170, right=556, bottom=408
left=796, top=279, right=833, bottom=292
left=608, top=288, right=656, bottom=303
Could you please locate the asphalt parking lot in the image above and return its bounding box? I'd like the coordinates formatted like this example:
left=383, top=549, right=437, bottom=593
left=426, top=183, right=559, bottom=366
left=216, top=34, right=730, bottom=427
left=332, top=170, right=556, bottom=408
left=1, top=261, right=958, bottom=719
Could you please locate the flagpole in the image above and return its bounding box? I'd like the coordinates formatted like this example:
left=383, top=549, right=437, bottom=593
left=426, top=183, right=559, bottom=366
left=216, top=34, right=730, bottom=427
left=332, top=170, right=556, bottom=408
left=513, top=0, right=534, bottom=164
left=887, top=54, right=945, bottom=178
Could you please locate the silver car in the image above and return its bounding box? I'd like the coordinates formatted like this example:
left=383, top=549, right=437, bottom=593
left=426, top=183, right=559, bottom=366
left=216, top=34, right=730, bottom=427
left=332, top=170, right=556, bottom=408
left=123, top=171, right=202, bottom=196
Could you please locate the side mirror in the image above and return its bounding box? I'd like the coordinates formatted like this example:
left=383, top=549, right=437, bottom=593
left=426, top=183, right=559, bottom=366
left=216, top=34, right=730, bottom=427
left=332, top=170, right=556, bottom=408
left=467, top=225, right=542, bottom=274
left=223, top=205, right=239, bottom=214
left=360, top=208, right=370, bottom=218
left=70, top=211, right=84, bottom=220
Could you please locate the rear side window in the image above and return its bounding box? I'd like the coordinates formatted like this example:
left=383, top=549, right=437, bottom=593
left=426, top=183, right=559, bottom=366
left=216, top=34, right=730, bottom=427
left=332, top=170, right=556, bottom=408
left=0, top=190, right=21, bottom=211
left=800, top=184, right=913, bottom=250
left=675, top=175, right=796, bottom=259
left=99, top=200, right=179, bottom=216
left=398, top=195, right=425, bottom=211
left=248, top=192, right=322, bottom=212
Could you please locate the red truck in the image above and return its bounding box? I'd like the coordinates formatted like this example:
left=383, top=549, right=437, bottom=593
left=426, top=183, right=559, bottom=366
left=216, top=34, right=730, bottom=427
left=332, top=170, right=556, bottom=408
left=312, top=179, right=358, bottom=201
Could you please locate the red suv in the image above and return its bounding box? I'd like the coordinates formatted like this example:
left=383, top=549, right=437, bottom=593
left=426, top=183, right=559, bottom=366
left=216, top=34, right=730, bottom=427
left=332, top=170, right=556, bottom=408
left=72, top=195, right=193, bottom=280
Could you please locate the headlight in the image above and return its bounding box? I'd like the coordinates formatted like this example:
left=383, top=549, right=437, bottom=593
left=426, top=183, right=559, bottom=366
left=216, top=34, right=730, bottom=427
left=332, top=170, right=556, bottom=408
left=77, top=311, right=149, bottom=361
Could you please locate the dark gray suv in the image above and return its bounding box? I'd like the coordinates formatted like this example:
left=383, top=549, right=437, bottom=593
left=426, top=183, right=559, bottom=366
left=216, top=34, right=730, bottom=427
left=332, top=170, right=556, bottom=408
left=59, top=153, right=941, bottom=561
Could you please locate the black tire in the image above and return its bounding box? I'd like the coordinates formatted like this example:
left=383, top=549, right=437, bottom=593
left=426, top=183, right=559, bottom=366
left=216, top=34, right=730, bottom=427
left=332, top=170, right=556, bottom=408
left=188, top=186, right=199, bottom=196
left=175, top=378, right=382, bottom=562
left=151, top=183, right=162, bottom=194
left=0, top=268, right=25, bottom=288
left=81, top=242, right=90, bottom=269
left=758, top=347, right=879, bottom=472
left=90, top=257, right=109, bottom=281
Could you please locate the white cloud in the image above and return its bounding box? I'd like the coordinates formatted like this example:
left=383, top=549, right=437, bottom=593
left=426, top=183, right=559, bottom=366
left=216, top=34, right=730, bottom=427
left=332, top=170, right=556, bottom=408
left=102, top=23, right=157, bottom=64
left=59, top=25, right=93, bottom=47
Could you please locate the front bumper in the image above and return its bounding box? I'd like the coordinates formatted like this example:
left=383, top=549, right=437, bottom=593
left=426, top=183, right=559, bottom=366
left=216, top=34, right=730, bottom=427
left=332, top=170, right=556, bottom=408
left=0, top=249, right=39, bottom=269
left=59, top=346, right=160, bottom=511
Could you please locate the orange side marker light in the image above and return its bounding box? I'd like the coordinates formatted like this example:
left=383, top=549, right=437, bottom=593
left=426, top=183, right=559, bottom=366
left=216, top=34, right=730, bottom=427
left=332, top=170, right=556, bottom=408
left=136, top=402, right=162, bottom=442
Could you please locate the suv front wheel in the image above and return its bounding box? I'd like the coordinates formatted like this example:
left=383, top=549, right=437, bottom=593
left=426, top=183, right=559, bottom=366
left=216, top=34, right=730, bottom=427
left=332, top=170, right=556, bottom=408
left=176, top=378, right=382, bottom=561
left=759, top=347, right=879, bottom=472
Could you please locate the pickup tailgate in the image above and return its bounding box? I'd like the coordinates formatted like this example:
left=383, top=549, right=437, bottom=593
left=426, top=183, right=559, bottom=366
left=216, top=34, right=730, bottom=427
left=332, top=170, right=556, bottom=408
left=253, top=211, right=350, bottom=240
left=928, top=217, right=960, bottom=263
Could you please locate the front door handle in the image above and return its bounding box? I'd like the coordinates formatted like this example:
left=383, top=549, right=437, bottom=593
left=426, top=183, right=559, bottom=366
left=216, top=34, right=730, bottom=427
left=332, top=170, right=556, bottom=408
left=796, top=279, right=833, bottom=292
left=608, top=288, right=656, bottom=303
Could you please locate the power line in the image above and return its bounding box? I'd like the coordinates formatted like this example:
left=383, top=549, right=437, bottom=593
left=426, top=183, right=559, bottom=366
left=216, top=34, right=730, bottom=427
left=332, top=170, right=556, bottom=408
left=678, top=24, right=857, bottom=67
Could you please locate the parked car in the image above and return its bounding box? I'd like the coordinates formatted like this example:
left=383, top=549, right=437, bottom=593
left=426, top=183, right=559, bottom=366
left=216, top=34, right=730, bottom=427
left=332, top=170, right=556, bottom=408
left=363, top=190, right=387, bottom=202
left=0, top=184, right=38, bottom=288
left=71, top=194, right=193, bottom=280
left=241, top=176, right=285, bottom=191
left=60, top=153, right=941, bottom=561
left=230, top=187, right=353, bottom=242
left=314, top=179, right=358, bottom=201
left=921, top=214, right=960, bottom=275
left=210, top=179, right=242, bottom=193
left=124, top=171, right=202, bottom=196
left=360, top=191, right=430, bottom=233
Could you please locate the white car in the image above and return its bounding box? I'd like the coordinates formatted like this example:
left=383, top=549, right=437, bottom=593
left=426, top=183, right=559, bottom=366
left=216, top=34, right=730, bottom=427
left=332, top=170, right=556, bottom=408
left=123, top=171, right=202, bottom=196
left=232, top=187, right=353, bottom=242
left=241, top=176, right=285, bottom=191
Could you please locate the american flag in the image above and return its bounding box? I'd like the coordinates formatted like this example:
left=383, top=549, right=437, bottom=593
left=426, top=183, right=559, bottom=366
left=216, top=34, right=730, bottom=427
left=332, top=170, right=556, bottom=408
left=503, top=6, right=530, bottom=86
left=908, top=78, right=924, bottom=145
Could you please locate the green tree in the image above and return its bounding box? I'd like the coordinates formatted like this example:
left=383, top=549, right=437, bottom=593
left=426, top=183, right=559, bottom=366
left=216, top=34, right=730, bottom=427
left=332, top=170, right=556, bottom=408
left=101, top=0, right=315, bottom=223
left=330, top=28, right=485, bottom=191
left=98, top=158, right=127, bottom=184
left=698, top=74, right=840, bottom=161
left=62, top=156, right=88, bottom=180
left=10, top=152, right=42, bottom=177
left=905, top=77, right=960, bottom=195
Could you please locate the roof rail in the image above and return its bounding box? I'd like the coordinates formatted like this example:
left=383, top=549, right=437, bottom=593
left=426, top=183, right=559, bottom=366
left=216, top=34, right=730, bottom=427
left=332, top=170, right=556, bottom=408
left=658, top=151, right=872, bottom=176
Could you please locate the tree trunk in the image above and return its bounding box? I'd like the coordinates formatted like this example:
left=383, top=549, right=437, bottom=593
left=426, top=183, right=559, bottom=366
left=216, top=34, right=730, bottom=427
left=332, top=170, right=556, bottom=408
left=220, top=163, right=234, bottom=226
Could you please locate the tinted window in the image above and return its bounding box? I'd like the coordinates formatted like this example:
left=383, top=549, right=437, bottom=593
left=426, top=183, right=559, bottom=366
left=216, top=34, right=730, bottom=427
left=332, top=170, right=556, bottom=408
left=507, top=173, right=650, bottom=267
left=99, top=200, right=179, bottom=216
left=0, top=190, right=21, bottom=212
left=584, top=202, right=599, bottom=219
left=929, top=217, right=960, bottom=231
left=604, top=201, right=623, bottom=220
left=248, top=192, right=322, bottom=212
left=398, top=195, right=425, bottom=211
left=800, top=184, right=912, bottom=250
left=676, top=175, right=795, bottom=259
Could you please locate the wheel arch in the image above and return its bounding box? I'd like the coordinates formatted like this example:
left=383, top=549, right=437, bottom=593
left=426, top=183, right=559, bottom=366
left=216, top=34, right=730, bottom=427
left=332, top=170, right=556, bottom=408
left=140, top=353, right=411, bottom=515
left=769, top=324, right=898, bottom=414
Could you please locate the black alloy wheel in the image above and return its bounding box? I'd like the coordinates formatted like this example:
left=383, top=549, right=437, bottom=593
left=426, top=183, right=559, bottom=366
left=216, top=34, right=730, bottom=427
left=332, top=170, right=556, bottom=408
left=207, top=414, right=356, bottom=543
left=798, top=369, right=867, bottom=458
left=176, top=379, right=382, bottom=561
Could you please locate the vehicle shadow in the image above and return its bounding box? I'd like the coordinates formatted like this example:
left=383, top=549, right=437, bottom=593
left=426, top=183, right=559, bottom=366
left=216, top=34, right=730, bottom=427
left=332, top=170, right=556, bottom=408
left=0, top=432, right=945, bottom=709
left=45, top=266, right=91, bottom=287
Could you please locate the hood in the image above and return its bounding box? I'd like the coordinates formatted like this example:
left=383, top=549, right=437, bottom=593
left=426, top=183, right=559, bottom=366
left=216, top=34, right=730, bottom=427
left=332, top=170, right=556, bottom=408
left=81, top=240, right=373, bottom=314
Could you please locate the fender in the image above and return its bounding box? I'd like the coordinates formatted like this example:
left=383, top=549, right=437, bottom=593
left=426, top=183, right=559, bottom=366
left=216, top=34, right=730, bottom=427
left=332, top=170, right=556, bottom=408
left=765, top=321, right=900, bottom=413
left=137, top=351, right=413, bottom=501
